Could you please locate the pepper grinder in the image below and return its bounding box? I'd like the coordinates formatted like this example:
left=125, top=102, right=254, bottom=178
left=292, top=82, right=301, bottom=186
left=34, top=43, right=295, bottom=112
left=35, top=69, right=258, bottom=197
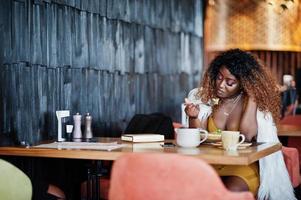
left=73, top=113, right=82, bottom=139
left=84, top=113, right=93, bottom=139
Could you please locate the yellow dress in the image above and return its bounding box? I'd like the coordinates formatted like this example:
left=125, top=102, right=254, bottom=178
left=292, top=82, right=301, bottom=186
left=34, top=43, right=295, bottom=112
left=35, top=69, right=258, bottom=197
left=208, top=116, right=259, bottom=195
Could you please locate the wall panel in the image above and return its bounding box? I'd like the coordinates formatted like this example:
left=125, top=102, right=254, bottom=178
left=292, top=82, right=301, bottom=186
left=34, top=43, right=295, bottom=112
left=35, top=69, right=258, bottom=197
left=0, top=0, right=203, bottom=143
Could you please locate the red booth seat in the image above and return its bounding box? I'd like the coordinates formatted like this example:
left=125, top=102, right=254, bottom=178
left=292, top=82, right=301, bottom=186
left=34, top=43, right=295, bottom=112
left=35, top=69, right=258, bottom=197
left=280, top=114, right=301, bottom=179
left=280, top=115, right=301, bottom=125
left=282, top=146, right=301, bottom=188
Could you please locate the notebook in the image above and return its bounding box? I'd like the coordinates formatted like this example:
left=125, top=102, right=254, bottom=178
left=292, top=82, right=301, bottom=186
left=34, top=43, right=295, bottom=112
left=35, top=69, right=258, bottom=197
left=121, top=134, right=165, bottom=142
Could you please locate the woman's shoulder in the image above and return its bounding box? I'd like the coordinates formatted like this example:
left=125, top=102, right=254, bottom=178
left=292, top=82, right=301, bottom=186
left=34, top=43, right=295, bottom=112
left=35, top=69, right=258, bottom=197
left=187, top=88, right=217, bottom=106
left=187, top=88, right=201, bottom=103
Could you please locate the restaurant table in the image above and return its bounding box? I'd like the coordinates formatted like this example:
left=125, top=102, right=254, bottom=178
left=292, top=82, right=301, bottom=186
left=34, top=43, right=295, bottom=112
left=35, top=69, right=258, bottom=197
left=0, top=137, right=282, bottom=166
left=0, top=137, right=281, bottom=200
left=277, top=124, right=301, bottom=137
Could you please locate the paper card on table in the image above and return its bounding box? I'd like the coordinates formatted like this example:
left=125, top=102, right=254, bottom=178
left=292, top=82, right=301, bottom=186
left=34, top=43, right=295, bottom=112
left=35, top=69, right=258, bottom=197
left=33, top=141, right=126, bottom=151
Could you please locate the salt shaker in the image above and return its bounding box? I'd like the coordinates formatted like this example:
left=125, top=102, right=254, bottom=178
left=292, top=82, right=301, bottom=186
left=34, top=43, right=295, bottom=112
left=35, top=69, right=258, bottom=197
left=73, top=113, right=82, bottom=139
left=84, top=113, right=93, bottom=139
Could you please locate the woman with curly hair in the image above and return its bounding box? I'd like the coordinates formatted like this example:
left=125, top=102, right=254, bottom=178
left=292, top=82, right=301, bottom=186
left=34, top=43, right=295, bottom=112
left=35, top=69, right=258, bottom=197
left=185, top=49, right=295, bottom=200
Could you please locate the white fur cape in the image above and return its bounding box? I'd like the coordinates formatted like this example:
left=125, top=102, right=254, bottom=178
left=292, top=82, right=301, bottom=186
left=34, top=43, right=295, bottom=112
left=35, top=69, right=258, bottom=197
left=188, top=92, right=296, bottom=200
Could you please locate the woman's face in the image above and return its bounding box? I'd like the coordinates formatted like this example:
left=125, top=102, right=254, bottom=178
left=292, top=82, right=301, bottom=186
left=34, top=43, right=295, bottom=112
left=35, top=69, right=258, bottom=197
left=215, top=66, right=241, bottom=99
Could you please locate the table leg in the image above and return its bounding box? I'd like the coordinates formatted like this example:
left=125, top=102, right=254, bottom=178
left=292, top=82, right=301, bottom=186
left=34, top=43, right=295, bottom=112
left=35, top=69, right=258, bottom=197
left=86, top=161, right=102, bottom=200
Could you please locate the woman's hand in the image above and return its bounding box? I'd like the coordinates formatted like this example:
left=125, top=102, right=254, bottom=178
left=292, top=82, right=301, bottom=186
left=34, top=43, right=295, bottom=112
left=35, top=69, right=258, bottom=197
left=184, top=98, right=200, bottom=119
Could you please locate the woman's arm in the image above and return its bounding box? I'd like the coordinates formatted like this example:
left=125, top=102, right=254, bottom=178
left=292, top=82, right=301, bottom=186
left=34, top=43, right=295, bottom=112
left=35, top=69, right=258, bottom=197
left=185, top=103, right=208, bottom=129
left=188, top=117, right=202, bottom=128
left=189, top=117, right=207, bottom=129
left=239, top=97, right=258, bottom=141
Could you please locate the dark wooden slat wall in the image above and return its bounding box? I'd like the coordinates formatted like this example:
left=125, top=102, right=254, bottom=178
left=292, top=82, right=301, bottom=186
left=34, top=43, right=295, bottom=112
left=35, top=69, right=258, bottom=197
left=205, top=51, right=301, bottom=84
left=0, top=0, right=204, bottom=143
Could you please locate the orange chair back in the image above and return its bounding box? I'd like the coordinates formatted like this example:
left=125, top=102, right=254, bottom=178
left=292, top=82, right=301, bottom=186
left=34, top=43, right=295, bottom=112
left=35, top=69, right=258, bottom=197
left=109, top=153, right=254, bottom=200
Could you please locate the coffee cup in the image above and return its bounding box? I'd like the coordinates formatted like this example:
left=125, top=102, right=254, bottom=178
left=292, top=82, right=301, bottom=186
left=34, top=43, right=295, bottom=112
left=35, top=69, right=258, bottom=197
left=175, top=128, right=208, bottom=148
left=221, top=131, right=245, bottom=151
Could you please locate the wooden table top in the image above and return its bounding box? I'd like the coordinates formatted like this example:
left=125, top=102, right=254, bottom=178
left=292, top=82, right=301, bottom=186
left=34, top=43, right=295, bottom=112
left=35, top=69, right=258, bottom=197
left=0, top=137, right=281, bottom=166
left=277, top=124, right=301, bottom=137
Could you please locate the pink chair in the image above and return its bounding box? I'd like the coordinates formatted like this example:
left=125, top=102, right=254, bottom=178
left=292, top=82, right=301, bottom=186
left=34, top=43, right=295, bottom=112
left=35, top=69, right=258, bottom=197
left=109, top=153, right=255, bottom=200
left=172, top=122, right=183, bottom=129
left=282, top=146, right=301, bottom=188
left=172, top=122, right=184, bottom=138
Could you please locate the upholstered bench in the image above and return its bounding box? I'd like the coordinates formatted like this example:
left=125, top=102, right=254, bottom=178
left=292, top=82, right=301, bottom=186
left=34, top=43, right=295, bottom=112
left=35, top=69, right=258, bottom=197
left=282, top=146, right=301, bottom=188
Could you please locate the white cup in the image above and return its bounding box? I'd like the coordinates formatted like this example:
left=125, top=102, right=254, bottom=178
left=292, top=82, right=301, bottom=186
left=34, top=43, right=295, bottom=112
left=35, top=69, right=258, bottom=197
left=283, top=74, right=293, bottom=86
left=175, top=128, right=208, bottom=148
left=222, top=131, right=245, bottom=151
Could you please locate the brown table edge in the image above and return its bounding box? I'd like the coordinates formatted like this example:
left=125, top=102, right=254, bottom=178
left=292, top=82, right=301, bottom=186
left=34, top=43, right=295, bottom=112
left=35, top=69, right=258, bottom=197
left=0, top=142, right=282, bottom=165
left=247, top=142, right=282, bottom=164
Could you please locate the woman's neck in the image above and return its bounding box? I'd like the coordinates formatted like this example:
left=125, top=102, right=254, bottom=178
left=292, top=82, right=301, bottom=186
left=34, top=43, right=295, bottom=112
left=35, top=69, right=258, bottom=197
left=222, top=92, right=243, bottom=103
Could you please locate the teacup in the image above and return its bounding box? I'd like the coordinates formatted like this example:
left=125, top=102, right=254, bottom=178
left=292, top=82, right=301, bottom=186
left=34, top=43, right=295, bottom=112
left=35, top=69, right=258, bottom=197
left=175, top=128, right=208, bottom=148
left=222, top=131, right=245, bottom=151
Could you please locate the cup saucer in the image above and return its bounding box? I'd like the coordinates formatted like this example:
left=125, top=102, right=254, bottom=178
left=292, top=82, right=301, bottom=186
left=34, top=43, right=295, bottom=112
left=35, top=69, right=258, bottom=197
left=212, top=142, right=252, bottom=149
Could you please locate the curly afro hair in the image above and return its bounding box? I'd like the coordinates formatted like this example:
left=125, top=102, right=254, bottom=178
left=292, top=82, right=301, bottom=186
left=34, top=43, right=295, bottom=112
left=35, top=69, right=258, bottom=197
left=199, top=49, right=280, bottom=123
